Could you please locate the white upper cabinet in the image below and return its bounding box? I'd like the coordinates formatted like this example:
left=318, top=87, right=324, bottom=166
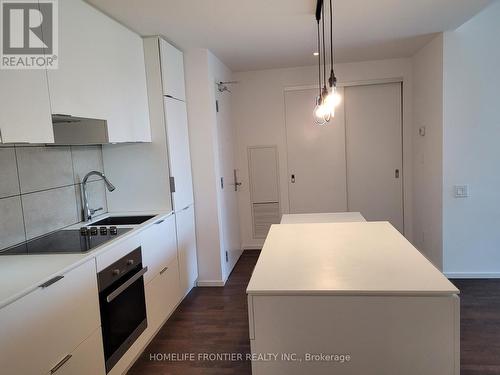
left=0, top=70, right=53, bottom=144
left=159, top=39, right=186, bottom=101
left=164, top=96, right=194, bottom=210
left=47, top=0, right=151, bottom=142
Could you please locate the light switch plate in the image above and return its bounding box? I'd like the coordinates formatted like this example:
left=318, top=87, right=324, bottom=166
left=454, top=185, right=469, bottom=198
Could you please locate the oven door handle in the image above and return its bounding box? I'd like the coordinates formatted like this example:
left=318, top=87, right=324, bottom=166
left=106, top=266, right=148, bottom=303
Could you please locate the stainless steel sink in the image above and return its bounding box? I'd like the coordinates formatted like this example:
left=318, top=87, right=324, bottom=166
left=90, top=215, right=155, bottom=226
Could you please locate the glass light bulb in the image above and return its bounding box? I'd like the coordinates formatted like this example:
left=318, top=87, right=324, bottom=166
left=322, top=87, right=342, bottom=120
left=313, top=103, right=327, bottom=125
left=332, top=88, right=342, bottom=107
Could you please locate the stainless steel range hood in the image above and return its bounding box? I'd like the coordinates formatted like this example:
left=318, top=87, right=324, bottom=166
left=52, top=114, right=110, bottom=145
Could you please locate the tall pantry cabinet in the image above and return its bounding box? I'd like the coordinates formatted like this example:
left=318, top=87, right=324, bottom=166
left=144, top=37, right=198, bottom=297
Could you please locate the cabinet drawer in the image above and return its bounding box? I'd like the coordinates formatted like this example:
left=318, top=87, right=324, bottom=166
left=141, top=214, right=178, bottom=284
left=47, top=329, right=105, bottom=375
left=145, top=258, right=181, bottom=333
left=0, top=260, right=100, bottom=375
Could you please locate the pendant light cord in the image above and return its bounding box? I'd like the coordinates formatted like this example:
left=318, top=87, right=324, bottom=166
left=317, top=20, right=321, bottom=99
left=329, top=0, right=336, bottom=88
left=322, top=2, right=327, bottom=91
left=330, top=0, right=333, bottom=68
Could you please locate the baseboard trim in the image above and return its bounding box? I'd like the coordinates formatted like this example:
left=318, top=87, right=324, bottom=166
left=196, top=280, right=226, bottom=287
left=445, top=272, right=500, bottom=279
left=242, top=243, right=263, bottom=250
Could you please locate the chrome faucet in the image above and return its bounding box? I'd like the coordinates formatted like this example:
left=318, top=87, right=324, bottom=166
left=82, top=171, right=115, bottom=222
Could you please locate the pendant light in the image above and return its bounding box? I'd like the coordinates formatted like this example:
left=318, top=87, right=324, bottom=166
left=312, top=0, right=341, bottom=125
left=321, top=0, right=331, bottom=123
left=323, top=0, right=341, bottom=117
left=313, top=1, right=327, bottom=125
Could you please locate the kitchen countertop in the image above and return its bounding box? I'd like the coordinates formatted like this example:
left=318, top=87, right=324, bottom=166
left=280, top=212, right=366, bottom=224
left=247, top=221, right=459, bottom=296
left=0, top=210, right=173, bottom=309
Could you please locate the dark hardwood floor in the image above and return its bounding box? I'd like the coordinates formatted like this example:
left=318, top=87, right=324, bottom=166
left=129, top=251, right=500, bottom=375
left=128, top=250, right=258, bottom=375
left=455, top=279, right=500, bottom=375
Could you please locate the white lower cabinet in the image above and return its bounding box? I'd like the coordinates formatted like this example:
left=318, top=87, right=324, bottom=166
left=46, top=329, right=105, bottom=375
left=141, top=214, right=178, bottom=284
left=0, top=259, right=101, bottom=375
left=175, top=205, right=198, bottom=295
left=145, top=258, right=181, bottom=333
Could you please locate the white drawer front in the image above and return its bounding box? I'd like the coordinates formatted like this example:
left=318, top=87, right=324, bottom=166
left=145, top=258, right=181, bottom=333
left=0, top=260, right=100, bottom=375
left=142, top=214, right=178, bottom=285
left=47, top=328, right=105, bottom=375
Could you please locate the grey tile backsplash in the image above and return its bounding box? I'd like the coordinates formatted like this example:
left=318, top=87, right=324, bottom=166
left=0, top=148, right=20, bottom=198
left=0, top=145, right=108, bottom=250
left=17, top=146, right=74, bottom=193
left=0, top=197, right=25, bottom=248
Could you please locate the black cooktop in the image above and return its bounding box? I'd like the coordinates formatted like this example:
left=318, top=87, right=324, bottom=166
left=0, top=227, right=132, bottom=255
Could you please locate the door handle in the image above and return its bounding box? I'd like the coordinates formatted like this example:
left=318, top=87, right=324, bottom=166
left=50, top=354, right=72, bottom=374
left=233, top=169, right=242, bottom=191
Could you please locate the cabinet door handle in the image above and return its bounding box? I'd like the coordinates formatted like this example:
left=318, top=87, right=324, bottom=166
left=155, top=219, right=165, bottom=225
left=160, top=266, right=168, bottom=275
left=40, top=275, right=64, bottom=288
left=50, top=354, right=72, bottom=374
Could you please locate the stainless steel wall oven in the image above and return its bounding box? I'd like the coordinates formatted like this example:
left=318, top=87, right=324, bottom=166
left=98, top=247, right=148, bottom=373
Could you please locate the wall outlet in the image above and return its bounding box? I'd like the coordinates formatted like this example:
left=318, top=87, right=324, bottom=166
left=454, top=185, right=469, bottom=198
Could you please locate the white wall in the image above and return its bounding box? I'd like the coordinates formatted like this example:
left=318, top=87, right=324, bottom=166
left=412, top=34, right=444, bottom=269
left=184, top=49, right=241, bottom=285
left=443, top=2, right=500, bottom=277
left=232, top=59, right=414, bottom=249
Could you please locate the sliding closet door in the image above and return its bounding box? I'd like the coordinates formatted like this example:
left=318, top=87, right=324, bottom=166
left=344, top=82, right=404, bottom=233
left=284, top=88, right=347, bottom=214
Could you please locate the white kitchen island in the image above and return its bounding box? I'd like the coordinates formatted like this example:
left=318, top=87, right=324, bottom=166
left=280, top=212, right=366, bottom=224
left=247, top=222, right=459, bottom=375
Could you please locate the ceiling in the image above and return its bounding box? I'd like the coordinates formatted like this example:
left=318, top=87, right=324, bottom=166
left=87, top=0, right=493, bottom=72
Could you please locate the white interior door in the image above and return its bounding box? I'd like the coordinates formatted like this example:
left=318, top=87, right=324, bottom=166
left=215, top=90, right=241, bottom=279
left=285, top=88, right=347, bottom=214
left=344, top=83, right=404, bottom=232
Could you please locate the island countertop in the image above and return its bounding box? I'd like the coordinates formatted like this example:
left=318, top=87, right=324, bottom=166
left=280, top=212, right=366, bottom=224
left=247, top=221, right=459, bottom=296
